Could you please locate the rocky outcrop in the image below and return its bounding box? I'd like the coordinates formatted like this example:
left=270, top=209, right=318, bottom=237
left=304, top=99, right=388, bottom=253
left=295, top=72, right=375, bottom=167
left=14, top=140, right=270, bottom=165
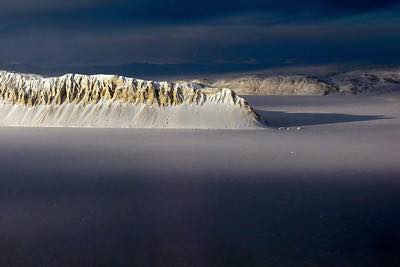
left=0, top=71, right=264, bottom=129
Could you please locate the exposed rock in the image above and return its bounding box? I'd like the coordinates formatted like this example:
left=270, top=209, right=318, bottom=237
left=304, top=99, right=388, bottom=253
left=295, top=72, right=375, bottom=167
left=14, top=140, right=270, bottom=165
left=0, top=71, right=264, bottom=129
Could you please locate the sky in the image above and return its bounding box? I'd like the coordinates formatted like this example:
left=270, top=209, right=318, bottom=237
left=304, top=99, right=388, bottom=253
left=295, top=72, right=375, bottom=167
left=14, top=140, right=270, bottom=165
left=0, top=0, right=399, bottom=77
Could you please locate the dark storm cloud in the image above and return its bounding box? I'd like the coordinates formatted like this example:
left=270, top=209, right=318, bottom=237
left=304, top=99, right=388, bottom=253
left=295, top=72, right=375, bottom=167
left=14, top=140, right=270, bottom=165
left=1, top=0, right=398, bottom=18
left=0, top=0, right=399, bottom=76
left=0, top=0, right=116, bottom=13
left=324, top=0, right=399, bottom=11
left=1, top=0, right=398, bottom=32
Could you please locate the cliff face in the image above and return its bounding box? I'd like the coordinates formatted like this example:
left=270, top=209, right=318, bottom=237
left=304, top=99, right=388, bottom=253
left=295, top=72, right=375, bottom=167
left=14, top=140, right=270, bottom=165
left=0, top=71, right=263, bottom=129
left=0, top=71, right=247, bottom=107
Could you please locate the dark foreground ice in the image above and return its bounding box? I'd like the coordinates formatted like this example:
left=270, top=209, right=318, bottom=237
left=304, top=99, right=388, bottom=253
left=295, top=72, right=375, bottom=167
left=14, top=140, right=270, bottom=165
left=0, top=94, right=399, bottom=267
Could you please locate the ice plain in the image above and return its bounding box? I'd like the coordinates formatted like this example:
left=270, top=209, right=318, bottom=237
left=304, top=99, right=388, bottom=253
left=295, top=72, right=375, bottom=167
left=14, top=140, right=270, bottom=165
left=0, top=93, right=399, bottom=266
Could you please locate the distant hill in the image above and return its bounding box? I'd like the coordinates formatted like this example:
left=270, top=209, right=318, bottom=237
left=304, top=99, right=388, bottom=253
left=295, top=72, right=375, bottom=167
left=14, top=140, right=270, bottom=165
left=183, top=67, right=400, bottom=95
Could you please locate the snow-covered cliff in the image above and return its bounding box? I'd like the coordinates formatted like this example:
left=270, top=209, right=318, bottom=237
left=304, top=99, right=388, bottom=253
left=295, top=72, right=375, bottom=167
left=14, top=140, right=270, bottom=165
left=0, top=71, right=263, bottom=129
left=329, top=69, right=400, bottom=94
left=187, top=68, right=400, bottom=96
left=195, top=75, right=337, bottom=96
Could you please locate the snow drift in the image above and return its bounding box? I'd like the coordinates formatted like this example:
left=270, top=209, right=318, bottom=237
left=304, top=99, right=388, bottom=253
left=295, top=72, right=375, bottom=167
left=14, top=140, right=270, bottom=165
left=0, top=71, right=263, bottom=129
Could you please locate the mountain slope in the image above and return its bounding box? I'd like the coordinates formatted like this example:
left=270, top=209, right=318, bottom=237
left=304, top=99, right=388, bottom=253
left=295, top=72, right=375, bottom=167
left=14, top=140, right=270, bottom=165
left=192, top=75, right=338, bottom=96
left=186, top=67, right=400, bottom=96
left=0, top=71, right=263, bottom=129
